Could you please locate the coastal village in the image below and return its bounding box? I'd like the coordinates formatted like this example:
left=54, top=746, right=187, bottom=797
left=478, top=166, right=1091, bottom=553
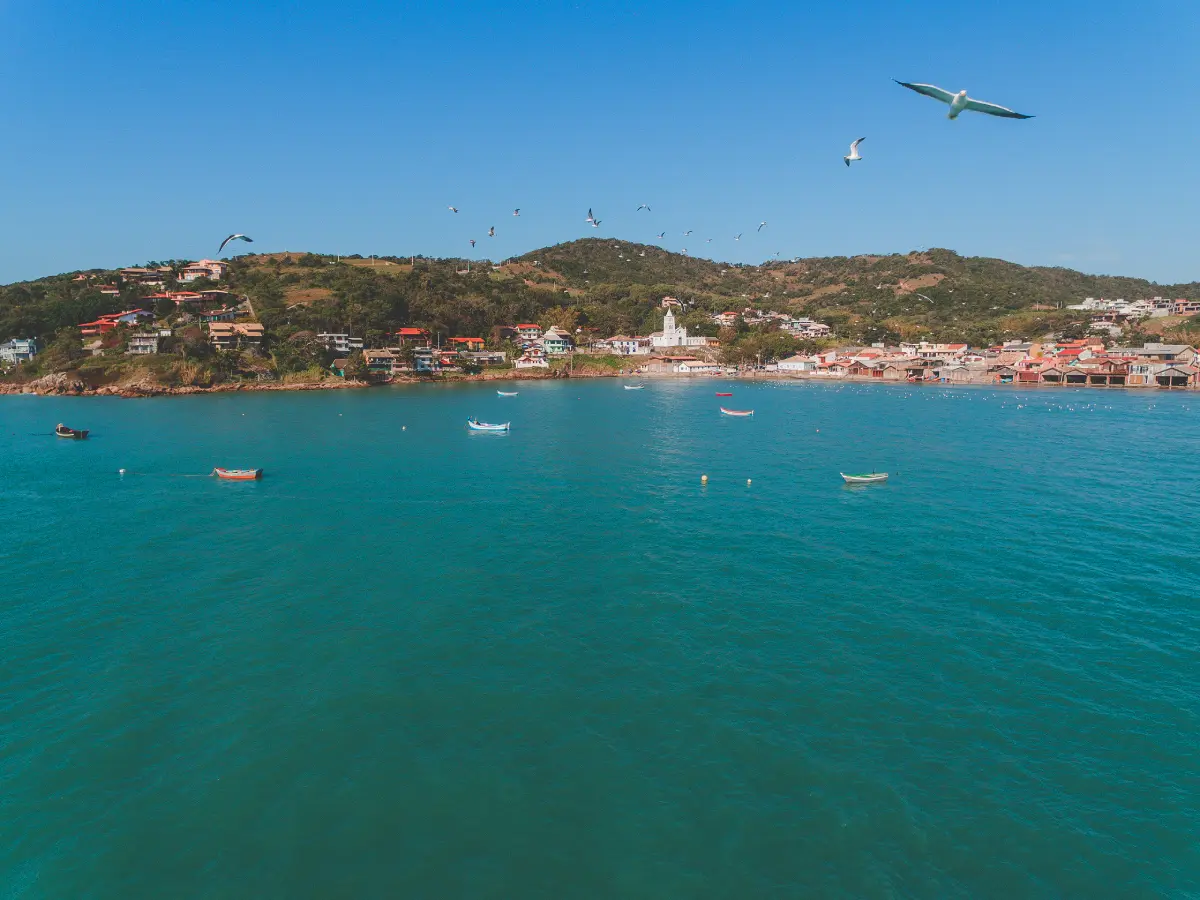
left=4, top=258, right=1200, bottom=391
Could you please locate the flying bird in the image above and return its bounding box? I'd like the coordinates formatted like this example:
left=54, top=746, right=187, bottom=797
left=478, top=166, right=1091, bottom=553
left=683, top=230, right=693, bottom=236
left=585, top=208, right=596, bottom=223
left=844, top=137, right=865, bottom=166
left=449, top=206, right=458, bottom=213
left=757, top=222, right=767, bottom=232
left=217, top=234, right=253, bottom=254
left=706, top=238, right=713, bottom=243
left=470, top=239, right=476, bottom=248
left=637, top=204, right=651, bottom=212
left=513, top=209, right=520, bottom=216
left=734, top=233, right=742, bottom=241
left=656, top=232, right=666, bottom=239
left=894, top=81, right=1034, bottom=119
left=591, top=217, right=602, bottom=228
left=488, top=226, right=495, bottom=237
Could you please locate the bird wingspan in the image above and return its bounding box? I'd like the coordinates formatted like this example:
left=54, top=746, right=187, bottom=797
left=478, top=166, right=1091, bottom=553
left=895, top=81, right=957, bottom=105
left=851, top=137, right=865, bottom=150
left=963, top=97, right=1034, bottom=119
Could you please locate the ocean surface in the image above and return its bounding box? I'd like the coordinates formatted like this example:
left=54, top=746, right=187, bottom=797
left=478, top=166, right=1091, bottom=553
left=2, top=379, right=1199, bottom=898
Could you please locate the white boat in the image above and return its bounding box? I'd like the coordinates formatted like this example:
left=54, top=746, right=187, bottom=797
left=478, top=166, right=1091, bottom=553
left=496, top=391, right=519, bottom=397
left=624, top=384, right=645, bottom=390
left=840, top=472, right=888, bottom=484
left=720, top=407, right=754, bottom=417
left=467, top=418, right=510, bottom=432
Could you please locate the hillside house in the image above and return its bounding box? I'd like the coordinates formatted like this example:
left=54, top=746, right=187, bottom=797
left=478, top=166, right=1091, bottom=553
left=448, top=337, right=485, bottom=352
left=362, top=349, right=397, bottom=378
left=318, top=333, right=364, bottom=354
left=179, top=260, right=229, bottom=282
left=392, top=327, right=431, bottom=348
left=541, top=327, right=574, bottom=355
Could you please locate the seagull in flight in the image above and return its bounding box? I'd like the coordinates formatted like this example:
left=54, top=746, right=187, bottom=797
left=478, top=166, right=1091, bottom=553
left=735, top=233, right=742, bottom=241
left=757, top=222, right=767, bottom=232
left=488, top=226, right=495, bottom=237
left=844, top=137, right=865, bottom=166
left=448, top=206, right=458, bottom=213
left=591, top=218, right=602, bottom=228
left=683, top=230, right=693, bottom=236
left=585, top=208, right=596, bottom=224
left=706, top=238, right=713, bottom=243
left=656, top=232, right=666, bottom=239
left=894, top=81, right=1034, bottom=119
left=470, top=239, right=476, bottom=248
left=637, top=204, right=651, bottom=212
left=513, top=209, right=520, bottom=216
left=218, top=234, right=253, bottom=254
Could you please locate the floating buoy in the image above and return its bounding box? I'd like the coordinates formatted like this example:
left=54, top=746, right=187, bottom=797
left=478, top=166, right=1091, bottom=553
left=747, top=479, right=752, bottom=485
left=701, top=474, right=708, bottom=484
left=118, top=468, right=126, bottom=475
left=402, top=426, right=406, bottom=431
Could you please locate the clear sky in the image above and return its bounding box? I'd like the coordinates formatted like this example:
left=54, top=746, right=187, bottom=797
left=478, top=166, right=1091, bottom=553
left=1, top=0, right=1197, bottom=284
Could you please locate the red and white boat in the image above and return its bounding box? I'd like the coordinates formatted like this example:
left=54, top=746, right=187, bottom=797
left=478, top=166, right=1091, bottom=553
left=212, top=467, right=263, bottom=481
left=719, top=407, right=754, bottom=417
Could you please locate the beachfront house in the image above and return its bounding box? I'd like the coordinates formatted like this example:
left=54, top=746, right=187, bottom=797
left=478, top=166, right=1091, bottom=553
left=448, top=337, right=486, bottom=352
left=515, top=324, right=542, bottom=342
left=362, top=349, right=397, bottom=378
left=208, top=323, right=265, bottom=351
left=411, top=347, right=440, bottom=373
left=777, top=354, right=817, bottom=373
left=0, top=338, right=38, bottom=365
left=674, top=359, right=721, bottom=374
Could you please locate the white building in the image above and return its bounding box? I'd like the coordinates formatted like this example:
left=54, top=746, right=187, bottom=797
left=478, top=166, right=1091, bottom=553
left=651, top=308, right=715, bottom=349
left=317, top=333, right=364, bottom=354
left=0, top=338, right=37, bottom=364
left=777, top=354, right=817, bottom=373
left=179, top=259, right=229, bottom=282
left=602, top=335, right=652, bottom=356
left=674, top=359, right=721, bottom=374
left=127, top=333, right=160, bottom=355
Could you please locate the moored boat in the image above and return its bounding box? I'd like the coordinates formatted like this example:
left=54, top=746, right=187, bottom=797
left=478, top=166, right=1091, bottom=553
left=623, top=384, right=645, bottom=390
left=496, top=391, right=519, bottom=397
left=467, top=418, right=510, bottom=432
left=716, top=392, right=732, bottom=397
left=840, top=472, right=888, bottom=485
left=719, top=407, right=754, bottom=417
left=55, top=424, right=88, bottom=439
left=212, top=467, right=263, bottom=481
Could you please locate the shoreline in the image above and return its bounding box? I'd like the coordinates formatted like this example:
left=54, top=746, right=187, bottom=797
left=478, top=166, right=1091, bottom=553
left=3, top=368, right=1197, bottom=397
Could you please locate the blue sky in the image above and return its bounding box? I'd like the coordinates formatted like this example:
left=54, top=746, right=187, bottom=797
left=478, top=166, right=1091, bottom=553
left=1, top=0, right=1197, bottom=284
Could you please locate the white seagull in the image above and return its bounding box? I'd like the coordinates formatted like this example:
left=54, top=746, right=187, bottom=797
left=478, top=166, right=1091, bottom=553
left=591, top=218, right=601, bottom=228
left=637, top=204, right=651, bottom=212
left=757, top=221, right=766, bottom=232
left=656, top=232, right=666, bottom=239
left=449, top=206, right=458, bottom=213
left=683, top=230, right=693, bottom=236
left=513, top=209, right=520, bottom=216
left=470, top=239, right=476, bottom=247
left=735, top=233, right=742, bottom=241
left=585, top=208, right=596, bottom=224
left=895, top=81, right=1034, bottom=119
left=488, top=226, right=495, bottom=237
left=218, top=234, right=253, bottom=254
left=844, top=137, right=865, bottom=166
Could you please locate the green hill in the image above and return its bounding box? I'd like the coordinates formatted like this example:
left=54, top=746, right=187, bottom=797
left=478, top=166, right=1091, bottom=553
left=3, top=241, right=1198, bottom=350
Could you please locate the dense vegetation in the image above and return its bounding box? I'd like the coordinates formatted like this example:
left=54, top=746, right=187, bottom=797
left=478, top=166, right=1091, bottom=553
left=4, top=241, right=1199, bottom=360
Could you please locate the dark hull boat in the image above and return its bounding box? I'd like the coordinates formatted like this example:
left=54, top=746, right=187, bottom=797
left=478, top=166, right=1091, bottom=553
left=55, top=424, right=88, bottom=439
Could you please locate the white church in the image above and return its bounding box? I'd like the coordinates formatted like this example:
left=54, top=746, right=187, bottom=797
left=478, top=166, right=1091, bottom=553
left=651, top=308, right=714, bottom=349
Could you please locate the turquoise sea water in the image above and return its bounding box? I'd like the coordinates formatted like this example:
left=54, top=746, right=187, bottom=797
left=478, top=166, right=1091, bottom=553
left=2, top=380, right=1199, bottom=898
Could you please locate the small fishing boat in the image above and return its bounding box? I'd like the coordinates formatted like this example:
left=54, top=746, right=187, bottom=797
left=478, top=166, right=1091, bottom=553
left=715, top=392, right=732, bottom=397
left=55, top=424, right=88, bottom=439
left=467, top=418, right=510, bottom=432
left=212, top=468, right=263, bottom=481
left=624, top=385, right=645, bottom=390
left=719, top=407, right=754, bottom=417
left=496, top=391, right=519, bottom=397
left=840, top=472, right=888, bottom=485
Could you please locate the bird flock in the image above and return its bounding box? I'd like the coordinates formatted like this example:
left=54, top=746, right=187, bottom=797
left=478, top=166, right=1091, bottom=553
left=215, top=81, right=1031, bottom=262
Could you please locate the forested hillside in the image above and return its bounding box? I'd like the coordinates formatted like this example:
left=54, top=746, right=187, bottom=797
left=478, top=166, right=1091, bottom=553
left=3, top=241, right=1197, bottom=348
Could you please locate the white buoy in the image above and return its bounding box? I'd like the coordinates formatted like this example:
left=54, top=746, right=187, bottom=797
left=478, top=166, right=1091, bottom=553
left=701, top=474, right=708, bottom=484
left=118, top=468, right=126, bottom=475
left=747, top=479, right=752, bottom=485
left=402, top=426, right=406, bottom=431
